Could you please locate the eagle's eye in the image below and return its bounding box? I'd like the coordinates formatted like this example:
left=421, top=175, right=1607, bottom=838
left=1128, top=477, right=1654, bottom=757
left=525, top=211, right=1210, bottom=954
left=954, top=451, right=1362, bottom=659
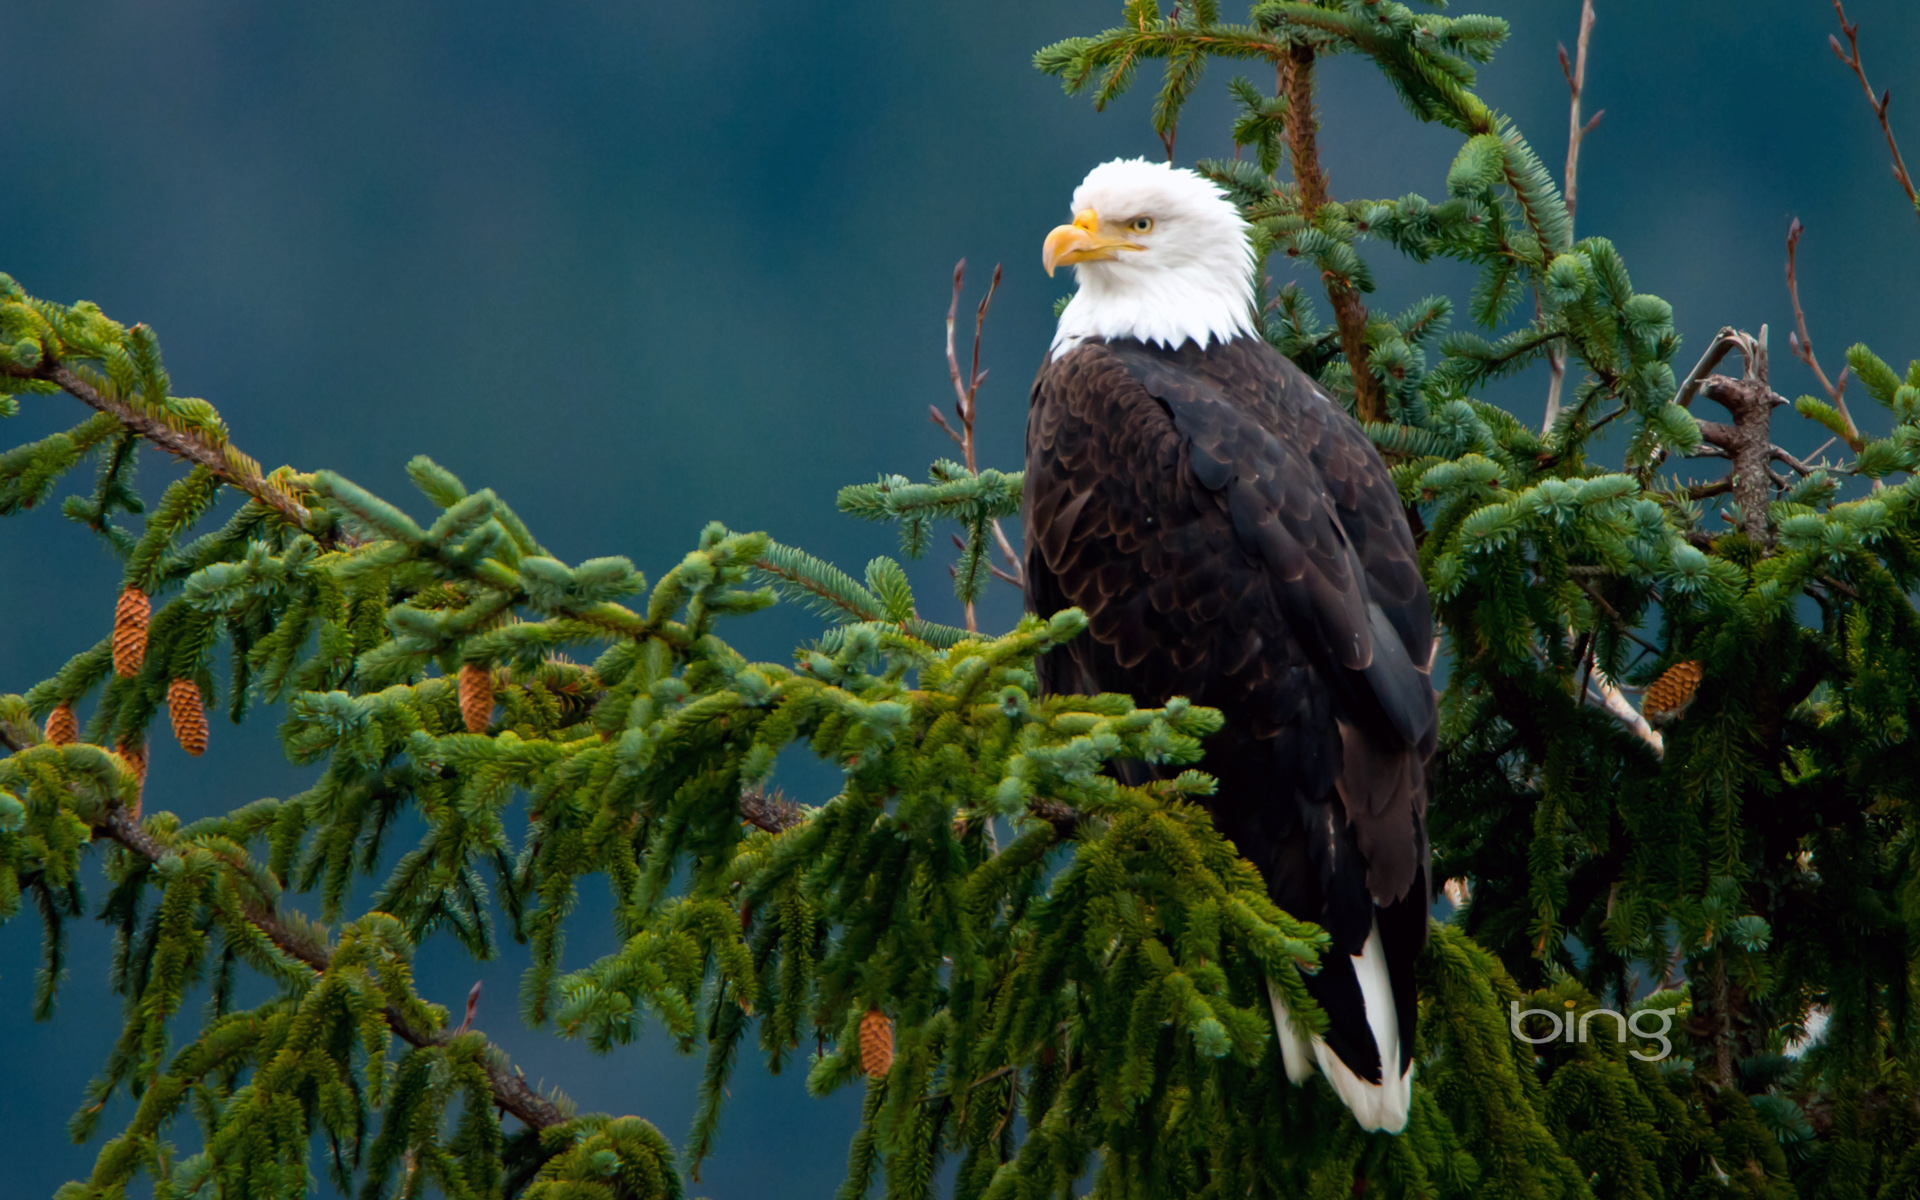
left=1128, top=216, right=1154, bottom=235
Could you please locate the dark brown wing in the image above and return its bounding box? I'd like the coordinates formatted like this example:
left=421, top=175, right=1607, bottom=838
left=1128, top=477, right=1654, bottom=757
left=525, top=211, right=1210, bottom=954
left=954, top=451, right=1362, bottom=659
left=1023, top=334, right=1435, bottom=1079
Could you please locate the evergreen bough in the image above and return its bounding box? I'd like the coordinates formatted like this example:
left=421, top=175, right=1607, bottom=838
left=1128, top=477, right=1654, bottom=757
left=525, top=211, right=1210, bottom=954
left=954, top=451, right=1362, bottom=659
left=4, top=2, right=1919, bottom=1196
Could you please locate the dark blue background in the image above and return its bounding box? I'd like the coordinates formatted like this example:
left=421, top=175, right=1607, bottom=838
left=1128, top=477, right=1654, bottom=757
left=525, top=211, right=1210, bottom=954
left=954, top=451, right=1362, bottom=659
left=4, top=2, right=1917, bottom=1195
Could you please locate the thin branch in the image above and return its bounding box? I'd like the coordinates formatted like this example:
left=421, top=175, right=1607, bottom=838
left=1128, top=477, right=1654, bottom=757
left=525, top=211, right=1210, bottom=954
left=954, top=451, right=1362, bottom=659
left=943, top=260, right=1016, bottom=631
left=945, top=260, right=1001, bottom=479
left=928, top=405, right=964, bottom=447
left=1669, top=477, right=1734, bottom=502
left=1772, top=446, right=1821, bottom=478
left=1573, top=578, right=1662, bottom=654
left=991, top=517, right=1024, bottom=590
left=1784, top=218, right=1864, bottom=450
left=1543, top=0, right=1601, bottom=433
left=1830, top=1, right=1920, bottom=220
left=1282, top=48, right=1384, bottom=425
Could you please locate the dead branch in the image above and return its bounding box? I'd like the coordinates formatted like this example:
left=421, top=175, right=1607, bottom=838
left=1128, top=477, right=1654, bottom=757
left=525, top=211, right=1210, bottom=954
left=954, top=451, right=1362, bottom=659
left=1784, top=219, right=1863, bottom=450
left=1544, top=0, right=1602, bottom=433
left=1693, top=326, right=1783, bottom=547
left=1830, top=1, right=1920, bottom=220
left=939, top=260, right=1022, bottom=630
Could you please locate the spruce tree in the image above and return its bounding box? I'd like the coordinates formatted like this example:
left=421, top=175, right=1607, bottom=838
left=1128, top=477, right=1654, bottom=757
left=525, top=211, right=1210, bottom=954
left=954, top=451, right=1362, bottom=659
left=4, top=2, right=1920, bottom=1197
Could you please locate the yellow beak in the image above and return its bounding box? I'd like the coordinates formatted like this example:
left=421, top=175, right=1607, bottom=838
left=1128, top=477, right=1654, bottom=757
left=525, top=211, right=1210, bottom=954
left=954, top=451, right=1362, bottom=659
left=1042, top=209, right=1138, bottom=276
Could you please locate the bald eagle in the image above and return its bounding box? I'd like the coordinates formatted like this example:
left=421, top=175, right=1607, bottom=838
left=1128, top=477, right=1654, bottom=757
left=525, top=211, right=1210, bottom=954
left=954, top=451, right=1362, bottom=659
left=1024, top=159, right=1437, bottom=1134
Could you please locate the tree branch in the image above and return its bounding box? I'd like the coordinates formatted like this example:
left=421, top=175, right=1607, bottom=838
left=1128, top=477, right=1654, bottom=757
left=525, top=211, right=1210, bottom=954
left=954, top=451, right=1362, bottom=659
left=4, top=358, right=320, bottom=535
left=1543, top=0, right=1601, bottom=433
left=1830, top=1, right=1920, bottom=221
left=1694, top=327, right=1781, bottom=547
left=1282, top=47, right=1384, bottom=425
left=1784, top=218, right=1863, bottom=450
left=739, top=783, right=809, bottom=833
left=89, top=802, right=568, bottom=1130
left=1572, top=578, right=1661, bottom=654
left=942, top=260, right=1021, bottom=629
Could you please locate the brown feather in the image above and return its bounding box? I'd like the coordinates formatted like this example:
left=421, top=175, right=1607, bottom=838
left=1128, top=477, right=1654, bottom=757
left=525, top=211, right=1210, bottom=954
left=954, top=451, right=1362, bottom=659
left=1024, top=334, right=1436, bottom=1080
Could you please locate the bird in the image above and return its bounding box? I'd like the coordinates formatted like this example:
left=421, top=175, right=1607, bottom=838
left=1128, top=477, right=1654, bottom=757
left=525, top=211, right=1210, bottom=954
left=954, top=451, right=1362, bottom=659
left=1023, top=158, right=1437, bottom=1133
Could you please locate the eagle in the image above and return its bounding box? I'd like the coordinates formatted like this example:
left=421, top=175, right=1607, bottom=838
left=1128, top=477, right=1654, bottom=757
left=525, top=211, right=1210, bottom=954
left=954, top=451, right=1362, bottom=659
left=1023, top=158, right=1437, bottom=1133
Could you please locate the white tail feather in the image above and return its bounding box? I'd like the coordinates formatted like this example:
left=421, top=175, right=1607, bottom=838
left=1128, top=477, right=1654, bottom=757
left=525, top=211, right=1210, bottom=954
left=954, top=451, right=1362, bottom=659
left=1265, top=917, right=1413, bottom=1134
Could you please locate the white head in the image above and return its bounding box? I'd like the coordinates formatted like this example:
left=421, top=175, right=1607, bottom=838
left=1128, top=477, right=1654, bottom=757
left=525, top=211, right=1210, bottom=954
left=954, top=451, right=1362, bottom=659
left=1043, top=158, right=1258, bottom=360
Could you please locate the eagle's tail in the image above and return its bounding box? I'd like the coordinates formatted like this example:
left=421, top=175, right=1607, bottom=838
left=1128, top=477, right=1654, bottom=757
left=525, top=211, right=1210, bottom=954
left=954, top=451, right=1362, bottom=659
left=1265, top=916, right=1413, bottom=1134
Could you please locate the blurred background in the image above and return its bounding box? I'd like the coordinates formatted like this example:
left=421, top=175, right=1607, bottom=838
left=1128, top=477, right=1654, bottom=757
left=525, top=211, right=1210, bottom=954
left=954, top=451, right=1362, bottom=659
left=2, top=0, right=1916, bottom=1194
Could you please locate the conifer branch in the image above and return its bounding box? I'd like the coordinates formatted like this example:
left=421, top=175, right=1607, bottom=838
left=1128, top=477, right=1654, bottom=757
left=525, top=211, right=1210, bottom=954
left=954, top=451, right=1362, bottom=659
left=4, top=359, right=318, bottom=535
left=89, top=803, right=569, bottom=1131
left=1829, top=1, right=1920, bottom=220
left=1281, top=47, right=1384, bottom=425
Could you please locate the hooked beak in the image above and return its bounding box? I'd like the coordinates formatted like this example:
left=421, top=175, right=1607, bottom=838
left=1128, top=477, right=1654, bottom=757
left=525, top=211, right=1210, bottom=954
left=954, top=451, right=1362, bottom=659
left=1042, top=208, right=1139, bottom=276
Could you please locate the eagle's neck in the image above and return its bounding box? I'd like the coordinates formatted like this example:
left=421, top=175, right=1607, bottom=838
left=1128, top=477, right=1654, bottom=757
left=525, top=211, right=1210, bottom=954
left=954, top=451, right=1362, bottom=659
left=1049, top=259, right=1257, bottom=360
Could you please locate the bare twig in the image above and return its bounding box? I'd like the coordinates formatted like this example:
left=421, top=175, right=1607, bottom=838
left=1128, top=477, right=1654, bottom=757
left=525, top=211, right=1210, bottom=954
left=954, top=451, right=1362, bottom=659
left=1281, top=49, right=1384, bottom=426
left=945, top=260, right=1000, bottom=478
left=1784, top=219, right=1864, bottom=451
left=990, top=519, right=1023, bottom=585
left=1772, top=446, right=1821, bottom=478
left=1543, top=0, right=1602, bottom=433
left=454, top=981, right=482, bottom=1035
left=1670, top=477, right=1734, bottom=502
left=941, top=260, right=1022, bottom=631
left=1830, top=1, right=1920, bottom=220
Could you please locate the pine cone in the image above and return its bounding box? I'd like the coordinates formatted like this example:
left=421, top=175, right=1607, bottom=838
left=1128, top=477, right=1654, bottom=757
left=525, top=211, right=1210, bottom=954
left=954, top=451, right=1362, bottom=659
left=45, top=703, right=77, bottom=747
left=168, top=678, right=208, bottom=757
left=859, top=1008, right=894, bottom=1078
left=1642, top=660, right=1704, bottom=722
left=458, top=663, right=494, bottom=733
left=112, top=586, right=150, bottom=678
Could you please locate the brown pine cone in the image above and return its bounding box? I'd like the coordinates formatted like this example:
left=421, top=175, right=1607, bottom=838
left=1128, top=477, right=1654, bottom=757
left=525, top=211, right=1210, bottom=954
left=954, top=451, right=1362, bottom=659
left=168, top=678, right=208, bottom=757
left=458, top=663, right=494, bottom=733
left=112, top=586, right=150, bottom=678
left=859, top=1008, right=894, bottom=1078
left=45, top=703, right=78, bottom=746
left=1642, top=660, right=1704, bottom=722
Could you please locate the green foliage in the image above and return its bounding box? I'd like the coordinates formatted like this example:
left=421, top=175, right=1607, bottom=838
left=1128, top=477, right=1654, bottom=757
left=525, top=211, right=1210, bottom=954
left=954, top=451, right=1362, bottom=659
left=7, top=1, right=1920, bottom=1197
